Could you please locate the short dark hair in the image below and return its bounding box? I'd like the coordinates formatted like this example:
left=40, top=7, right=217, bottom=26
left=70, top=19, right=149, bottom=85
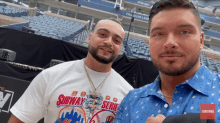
left=93, top=18, right=122, bottom=32
left=148, top=0, right=201, bottom=34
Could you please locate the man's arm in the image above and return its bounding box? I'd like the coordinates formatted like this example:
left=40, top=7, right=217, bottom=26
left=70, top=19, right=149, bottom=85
left=8, top=114, right=24, bottom=123
left=8, top=72, right=47, bottom=122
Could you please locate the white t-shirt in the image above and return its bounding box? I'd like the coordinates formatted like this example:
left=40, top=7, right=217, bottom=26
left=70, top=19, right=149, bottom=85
left=10, top=59, right=133, bottom=123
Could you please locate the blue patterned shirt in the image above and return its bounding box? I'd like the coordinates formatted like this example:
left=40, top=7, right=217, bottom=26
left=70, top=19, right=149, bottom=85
left=114, top=65, right=220, bottom=123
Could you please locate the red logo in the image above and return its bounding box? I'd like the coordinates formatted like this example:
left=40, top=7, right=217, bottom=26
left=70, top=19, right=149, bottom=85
left=200, top=103, right=216, bottom=119
left=71, top=91, right=78, bottom=96
left=105, top=95, right=110, bottom=100
left=80, top=91, right=86, bottom=97
left=113, top=97, right=118, bottom=102
left=106, top=116, right=114, bottom=122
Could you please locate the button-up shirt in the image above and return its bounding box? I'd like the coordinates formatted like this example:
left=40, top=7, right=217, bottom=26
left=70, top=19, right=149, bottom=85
left=114, top=65, right=220, bottom=123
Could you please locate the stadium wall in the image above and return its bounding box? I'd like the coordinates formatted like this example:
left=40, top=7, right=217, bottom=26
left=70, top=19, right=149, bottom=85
left=0, top=14, right=28, bottom=27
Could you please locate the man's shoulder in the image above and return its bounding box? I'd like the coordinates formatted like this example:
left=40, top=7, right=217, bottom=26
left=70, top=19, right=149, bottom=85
left=43, top=60, right=82, bottom=73
left=111, top=69, right=133, bottom=89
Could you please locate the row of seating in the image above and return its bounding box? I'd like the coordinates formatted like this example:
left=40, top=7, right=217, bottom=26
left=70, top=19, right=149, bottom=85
left=0, top=3, right=28, bottom=17
left=72, top=29, right=92, bottom=42
left=20, top=15, right=85, bottom=41
left=200, top=14, right=220, bottom=24
left=200, top=12, right=219, bottom=19
left=202, top=30, right=220, bottom=38
left=89, top=0, right=115, bottom=8
left=125, top=0, right=154, bottom=7
left=200, top=54, right=220, bottom=73
left=123, top=37, right=151, bottom=60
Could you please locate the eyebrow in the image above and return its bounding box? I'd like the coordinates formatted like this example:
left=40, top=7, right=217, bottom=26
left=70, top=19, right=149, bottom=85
left=150, top=24, right=196, bottom=33
left=150, top=27, right=164, bottom=34
left=177, top=24, right=196, bottom=30
left=97, top=28, right=123, bottom=40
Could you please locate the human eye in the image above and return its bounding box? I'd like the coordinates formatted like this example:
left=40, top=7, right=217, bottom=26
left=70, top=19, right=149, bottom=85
left=180, top=30, right=190, bottom=34
left=153, top=33, right=164, bottom=37
left=98, top=33, right=106, bottom=37
left=114, top=38, right=122, bottom=44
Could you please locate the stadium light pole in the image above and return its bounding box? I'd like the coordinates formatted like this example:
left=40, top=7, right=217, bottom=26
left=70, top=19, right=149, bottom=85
left=125, top=7, right=136, bottom=53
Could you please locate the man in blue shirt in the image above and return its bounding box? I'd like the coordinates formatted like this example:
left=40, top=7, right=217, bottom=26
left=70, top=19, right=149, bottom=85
left=114, top=0, right=220, bottom=122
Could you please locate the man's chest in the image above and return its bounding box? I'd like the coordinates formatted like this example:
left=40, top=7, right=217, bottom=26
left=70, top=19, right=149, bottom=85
left=46, top=85, right=125, bottom=123
left=129, top=92, right=218, bottom=123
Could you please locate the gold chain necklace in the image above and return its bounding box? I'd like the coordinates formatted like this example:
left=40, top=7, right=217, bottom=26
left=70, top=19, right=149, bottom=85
left=83, top=63, right=111, bottom=93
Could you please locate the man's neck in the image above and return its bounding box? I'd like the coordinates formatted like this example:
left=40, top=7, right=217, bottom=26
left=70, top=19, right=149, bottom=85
left=160, top=62, right=201, bottom=96
left=84, top=53, right=112, bottom=73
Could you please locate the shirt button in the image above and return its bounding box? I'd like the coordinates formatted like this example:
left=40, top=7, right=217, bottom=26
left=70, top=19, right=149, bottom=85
left=169, top=110, right=172, bottom=113
left=177, top=106, right=180, bottom=108
left=173, top=102, right=176, bottom=105
left=164, top=104, right=168, bottom=108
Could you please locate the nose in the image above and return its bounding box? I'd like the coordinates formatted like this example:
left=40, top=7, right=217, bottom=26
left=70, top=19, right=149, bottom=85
left=163, top=34, right=178, bottom=49
left=103, top=37, right=113, bottom=46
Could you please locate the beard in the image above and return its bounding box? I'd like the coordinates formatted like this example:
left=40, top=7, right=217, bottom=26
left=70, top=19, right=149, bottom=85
left=88, top=44, right=116, bottom=64
left=151, top=50, right=200, bottom=76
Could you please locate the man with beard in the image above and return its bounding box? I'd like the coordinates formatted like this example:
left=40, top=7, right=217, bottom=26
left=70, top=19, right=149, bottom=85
left=114, top=0, right=220, bottom=123
left=8, top=18, right=133, bottom=123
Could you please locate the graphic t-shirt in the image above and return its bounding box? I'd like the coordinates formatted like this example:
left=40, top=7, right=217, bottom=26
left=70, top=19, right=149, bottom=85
left=10, top=59, right=133, bottom=123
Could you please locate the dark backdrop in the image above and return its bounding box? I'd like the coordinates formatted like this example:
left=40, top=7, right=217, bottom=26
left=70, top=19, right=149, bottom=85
left=0, top=27, right=159, bottom=123
left=0, top=27, right=159, bottom=88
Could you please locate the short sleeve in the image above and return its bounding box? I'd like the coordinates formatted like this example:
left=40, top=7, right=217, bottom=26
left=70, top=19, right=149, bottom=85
left=10, top=72, right=47, bottom=123
left=113, top=91, right=132, bottom=123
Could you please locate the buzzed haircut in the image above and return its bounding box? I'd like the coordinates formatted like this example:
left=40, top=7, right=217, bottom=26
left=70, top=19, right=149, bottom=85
left=148, top=0, right=201, bottom=35
left=93, top=18, right=122, bottom=32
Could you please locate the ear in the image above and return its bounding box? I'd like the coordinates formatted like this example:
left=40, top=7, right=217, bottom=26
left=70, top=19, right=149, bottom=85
left=200, top=32, right=204, bottom=50
left=145, top=39, right=149, bottom=45
left=88, top=33, right=93, bottom=43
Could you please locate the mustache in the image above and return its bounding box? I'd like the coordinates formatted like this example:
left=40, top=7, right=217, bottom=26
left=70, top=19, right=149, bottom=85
left=98, top=45, right=114, bottom=53
left=159, top=50, right=183, bottom=56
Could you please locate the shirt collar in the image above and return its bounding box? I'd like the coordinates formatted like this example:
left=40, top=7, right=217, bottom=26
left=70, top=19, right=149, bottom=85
left=142, top=64, right=213, bottom=97
left=184, top=64, right=213, bottom=96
